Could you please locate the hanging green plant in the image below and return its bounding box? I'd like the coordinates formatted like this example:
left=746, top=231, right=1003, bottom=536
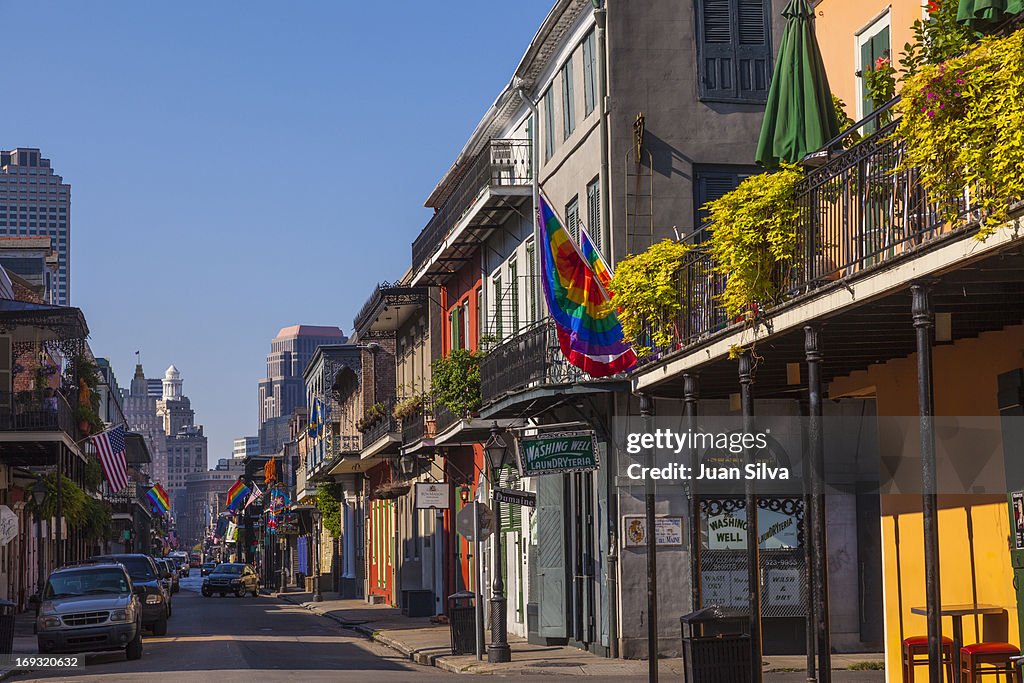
left=895, top=29, right=1024, bottom=239
left=899, top=0, right=976, bottom=79
left=392, top=393, right=425, bottom=421
left=84, top=456, right=104, bottom=491
left=83, top=497, right=113, bottom=542
left=315, top=482, right=343, bottom=537
left=604, top=239, right=690, bottom=357
left=704, top=165, right=804, bottom=318
left=431, top=349, right=481, bottom=418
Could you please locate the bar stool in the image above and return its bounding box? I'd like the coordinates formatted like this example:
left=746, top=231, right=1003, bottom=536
left=902, top=635, right=955, bottom=683
left=960, top=642, right=1020, bottom=682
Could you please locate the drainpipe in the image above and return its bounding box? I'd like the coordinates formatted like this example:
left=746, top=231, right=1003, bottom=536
left=593, top=1, right=612, bottom=263
left=517, top=87, right=541, bottom=321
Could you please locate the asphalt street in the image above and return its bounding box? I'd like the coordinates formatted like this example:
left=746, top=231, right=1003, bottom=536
left=9, top=573, right=885, bottom=682
left=10, top=572, right=458, bottom=683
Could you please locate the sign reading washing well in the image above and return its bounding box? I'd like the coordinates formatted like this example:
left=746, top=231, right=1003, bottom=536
left=517, top=431, right=599, bottom=476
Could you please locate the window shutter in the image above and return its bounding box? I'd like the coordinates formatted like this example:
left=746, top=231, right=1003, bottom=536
left=736, top=0, right=771, bottom=100
left=698, top=0, right=736, bottom=100
left=498, top=466, right=522, bottom=532
left=586, top=178, right=601, bottom=251
left=695, top=167, right=755, bottom=232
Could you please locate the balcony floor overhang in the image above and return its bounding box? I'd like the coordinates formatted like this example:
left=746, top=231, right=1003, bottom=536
left=634, top=228, right=1024, bottom=400
left=410, top=187, right=531, bottom=288
left=361, top=432, right=400, bottom=459
left=0, top=434, right=79, bottom=466
left=481, top=379, right=630, bottom=420
left=433, top=417, right=519, bottom=447
left=327, top=455, right=371, bottom=476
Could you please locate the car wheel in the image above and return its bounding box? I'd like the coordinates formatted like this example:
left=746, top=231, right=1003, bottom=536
left=125, top=630, right=143, bottom=660
left=201, top=588, right=211, bottom=597
left=251, top=585, right=259, bottom=597
left=151, top=618, right=168, bottom=636
left=235, top=586, right=245, bottom=598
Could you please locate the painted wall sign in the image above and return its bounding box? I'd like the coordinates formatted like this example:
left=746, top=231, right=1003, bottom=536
left=493, top=487, right=536, bottom=508
left=705, top=507, right=800, bottom=550
left=414, top=482, right=451, bottom=509
left=622, top=515, right=685, bottom=547
left=517, top=431, right=599, bottom=476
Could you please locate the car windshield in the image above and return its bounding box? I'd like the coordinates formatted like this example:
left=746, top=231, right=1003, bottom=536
left=44, top=569, right=129, bottom=599
left=211, top=565, right=243, bottom=575
left=103, top=556, right=155, bottom=581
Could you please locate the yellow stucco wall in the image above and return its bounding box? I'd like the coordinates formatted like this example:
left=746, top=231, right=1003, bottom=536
left=814, top=0, right=923, bottom=118
left=831, top=325, right=1024, bottom=679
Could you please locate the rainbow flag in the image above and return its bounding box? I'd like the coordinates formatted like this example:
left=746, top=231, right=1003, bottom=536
left=579, top=225, right=613, bottom=293
left=538, top=194, right=637, bottom=377
left=146, top=483, right=170, bottom=514
left=226, top=478, right=250, bottom=511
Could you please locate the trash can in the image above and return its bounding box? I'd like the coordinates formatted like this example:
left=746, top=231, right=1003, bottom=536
left=0, top=600, right=14, bottom=655
left=680, top=606, right=751, bottom=683
left=448, top=591, right=476, bottom=655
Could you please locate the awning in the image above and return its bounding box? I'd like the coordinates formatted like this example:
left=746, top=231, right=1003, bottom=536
left=958, top=0, right=1024, bottom=30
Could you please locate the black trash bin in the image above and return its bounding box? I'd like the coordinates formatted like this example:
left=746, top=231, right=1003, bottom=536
left=0, top=599, right=14, bottom=655
left=448, top=591, right=476, bottom=656
left=680, top=606, right=751, bottom=683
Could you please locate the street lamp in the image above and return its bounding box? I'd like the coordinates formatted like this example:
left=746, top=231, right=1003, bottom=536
left=482, top=424, right=511, bottom=663
left=32, top=479, right=47, bottom=597
left=312, top=507, right=323, bottom=602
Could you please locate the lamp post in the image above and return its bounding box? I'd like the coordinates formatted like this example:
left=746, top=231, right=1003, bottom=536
left=312, top=507, right=323, bottom=602
left=483, top=425, right=511, bottom=663
left=32, top=479, right=47, bottom=597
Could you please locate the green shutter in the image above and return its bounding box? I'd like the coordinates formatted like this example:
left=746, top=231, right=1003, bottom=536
left=583, top=31, right=596, bottom=115
left=698, top=0, right=772, bottom=102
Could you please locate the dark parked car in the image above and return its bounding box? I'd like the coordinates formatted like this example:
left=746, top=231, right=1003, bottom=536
left=33, top=563, right=143, bottom=660
left=88, top=554, right=169, bottom=635
left=156, top=558, right=179, bottom=594
left=200, top=562, right=217, bottom=576
left=202, top=563, right=260, bottom=598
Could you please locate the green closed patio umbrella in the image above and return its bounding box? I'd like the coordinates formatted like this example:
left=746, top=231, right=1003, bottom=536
left=755, top=0, right=840, bottom=168
left=958, top=0, right=1024, bottom=31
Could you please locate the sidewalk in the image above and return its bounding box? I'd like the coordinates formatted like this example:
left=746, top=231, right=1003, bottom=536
left=0, top=610, right=42, bottom=681
left=277, top=591, right=885, bottom=678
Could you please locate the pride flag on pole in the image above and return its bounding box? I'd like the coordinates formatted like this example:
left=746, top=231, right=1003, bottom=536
left=538, top=194, right=636, bottom=377
left=226, top=478, right=250, bottom=511
left=146, top=483, right=170, bottom=514
left=579, top=225, right=613, bottom=293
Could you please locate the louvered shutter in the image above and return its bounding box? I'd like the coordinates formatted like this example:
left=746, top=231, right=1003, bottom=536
left=698, top=0, right=736, bottom=100
left=697, top=0, right=772, bottom=103
left=695, top=168, right=753, bottom=229
left=736, top=0, right=771, bottom=101
left=498, top=466, right=522, bottom=532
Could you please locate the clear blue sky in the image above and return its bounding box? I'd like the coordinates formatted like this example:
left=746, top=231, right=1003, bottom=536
left=0, top=0, right=553, bottom=464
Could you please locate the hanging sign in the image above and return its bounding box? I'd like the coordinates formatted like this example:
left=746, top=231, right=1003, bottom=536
left=622, top=515, right=684, bottom=547
left=517, top=431, right=599, bottom=476
left=414, top=482, right=451, bottom=509
left=493, top=487, right=536, bottom=508
left=0, top=506, right=16, bottom=546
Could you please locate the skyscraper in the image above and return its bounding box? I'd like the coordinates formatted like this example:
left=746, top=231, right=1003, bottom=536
left=122, top=363, right=169, bottom=486
left=258, top=325, right=346, bottom=454
left=0, top=149, right=71, bottom=304
left=157, top=365, right=208, bottom=510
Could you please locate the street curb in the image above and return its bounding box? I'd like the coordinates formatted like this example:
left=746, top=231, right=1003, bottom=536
left=276, top=594, right=460, bottom=672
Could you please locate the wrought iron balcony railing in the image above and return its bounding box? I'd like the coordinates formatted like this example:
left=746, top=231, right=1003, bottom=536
left=352, top=282, right=428, bottom=338
left=361, top=396, right=398, bottom=446
left=433, top=400, right=459, bottom=435
left=480, top=320, right=587, bottom=404
left=411, top=139, right=531, bottom=274
left=401, top=396, right=432, bottom=445
left=0, top=390, right=75, bottom=436
left=645, top=99, right=977, bottom=361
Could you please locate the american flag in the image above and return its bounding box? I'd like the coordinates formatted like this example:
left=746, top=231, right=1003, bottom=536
left=90, top=425, right=130, bottom=493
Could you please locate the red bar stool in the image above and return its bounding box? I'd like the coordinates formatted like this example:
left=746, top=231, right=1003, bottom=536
left=960, top=642, right=1021, bottom=682
left=902, top=635, right=955, bottom=683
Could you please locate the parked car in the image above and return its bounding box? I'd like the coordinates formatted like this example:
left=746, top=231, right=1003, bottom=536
left=157, top=558, right=179, bottom=594
left=201, top=563, right=260, bottom=598
left=170, top=551, right=190, bottom=576
left=87, top=554, right=169, bottom=635
left=33, top=563, right=143, bottom=660
left=190, top=559, right=201, bottom=568
left=200, top=562, right=217, bottom=576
